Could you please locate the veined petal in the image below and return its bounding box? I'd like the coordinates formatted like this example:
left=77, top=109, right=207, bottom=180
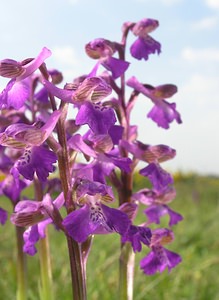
left=62, top=204, right=98, bottom=243
left=17, top=47, right=52, bottom=81
left=85, top=38, right=115, bottom=59
left=101, top=56, right=130, bottom=79
left=75, top=102, right=116, bottom=134
left=131, top=18, right=159, bottom=37
left=0, top=59, right=25, bottom=78
left=73, top=76, right=112, bottom=102
left=68, top=134, right=97, bottom=158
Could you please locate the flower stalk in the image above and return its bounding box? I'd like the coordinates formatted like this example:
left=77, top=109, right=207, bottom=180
left=34, top=178, right=54, bottom=300
left=119, top=242, right=135, bottom=300
left=15, top=226, right=27, bottom=300
left=39, top=230, right=54, bottom=300
left=50, top=95, right=87, bottom=299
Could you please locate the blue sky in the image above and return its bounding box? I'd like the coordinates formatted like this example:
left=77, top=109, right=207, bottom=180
left=0, top=0, right=219, bottom=175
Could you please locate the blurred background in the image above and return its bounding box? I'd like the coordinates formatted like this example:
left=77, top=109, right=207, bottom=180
left=1, top=0, right=219, bottom=175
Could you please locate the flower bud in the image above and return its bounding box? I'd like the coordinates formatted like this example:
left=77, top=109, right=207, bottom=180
left=132, top=18, right=159, bottom=37
left=85, top=38, right=115, bottom=59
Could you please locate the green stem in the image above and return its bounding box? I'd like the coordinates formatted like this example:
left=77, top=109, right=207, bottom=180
left=39, top=229, right=54, bottom=300
left=33, top=178, right=54, bottom=300
left=15, top=226, right=27, bottom=300
left=119, top=243, right=135, bottom=300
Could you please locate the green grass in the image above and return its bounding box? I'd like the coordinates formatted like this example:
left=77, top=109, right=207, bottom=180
left=1, top=175, right=219, bottom=299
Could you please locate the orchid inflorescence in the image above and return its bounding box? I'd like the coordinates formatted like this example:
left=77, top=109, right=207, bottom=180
left=0, top=18, right=183, bottom=299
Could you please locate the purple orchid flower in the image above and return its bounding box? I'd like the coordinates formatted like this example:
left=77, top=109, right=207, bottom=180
left=122, top=225, right=152, bottom=252
left=144, top=204, right=183, bottom=227
left=75, top=102, right=116, bottom=134
left=132, top=186, right=183, bottom=226
left=68, top=133, right=132, bottom=183
left=128, top=18, right=161, bottom=60
left=62, top=179, right=131, bottom=243
left=0, top=109, right=61, bottom=149
left=126, top=76, right=182, bottom=129
left=120, top=140, right=176, bottom=163
left=85, top=38, right=130, bottom=79
left=0, top=47, right=51, bottom=109
left=0, top=79, right=30, bottom=110
left=140, top=228, right=182, bottom=275
left=11, top=145, right=57, bottom=182
left=0, top=47, right=51, bottom=80
left=0, top=110, right=61, bottom=182
left=42, top=76, right=112, bottom=104
left=23, top=219, right=53, bottom=256
left=130, top=36, right=161, bottom=61
left=140, top=162, right=173, bottom=192
left=63, top=196, right=131, bottom=243
left=132, top=186, right=176, bottom=206
left=11, top=192, right=64, bottom=255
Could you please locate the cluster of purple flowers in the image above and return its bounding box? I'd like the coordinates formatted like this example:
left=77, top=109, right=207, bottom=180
left=0, top=18, right=182, bottom=277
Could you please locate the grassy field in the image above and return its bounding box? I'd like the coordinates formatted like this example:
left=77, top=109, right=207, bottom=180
left=0, top=174, right=219, bottom=300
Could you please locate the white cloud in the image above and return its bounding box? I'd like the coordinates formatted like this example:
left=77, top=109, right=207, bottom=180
left=52, top=46, right=78, bottom=66
left=192, top=16, right=218, bottom=30
left=180, top=74, right=219, bottom=106
left=205, top=0, right=219, bottom=9
left=181, top=47, right=219, bottom=62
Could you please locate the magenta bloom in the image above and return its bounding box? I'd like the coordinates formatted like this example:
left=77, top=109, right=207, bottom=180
left=0, top=47, right=51, bottom=109
left=120, top=140, right=176, bottom=163
left=129, top=18, right=161, bottom=61
left=145, top=205, right=183, bottom=227
left=43, top=76, right=112, bottom=104
left=140, top=245, right=181, bottom=275
left=75, top=102, right=116, bottom=134
left=63, top=201, right=131, bottom=243
left=11, top=146, right=57, bottom=182
left=11, top=193, right=64, bottom=255
left=0, top=109, right=61, bottom=148
left=122, top=225, right=152, bottom=252
left=140, top=163, right=173, bottom=192
left=85, top=38, right=130, bottom=79
left=62, top=179, right=130, bottom=242
left=130, top=36, right=161, bottom=61
left=140, top=228, right=181, bottom=275
left=0, top=79, right=30, bottom=109
left=133, top=187, right=183, bottom=226
left=126, top=76, right=182, bottom=129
